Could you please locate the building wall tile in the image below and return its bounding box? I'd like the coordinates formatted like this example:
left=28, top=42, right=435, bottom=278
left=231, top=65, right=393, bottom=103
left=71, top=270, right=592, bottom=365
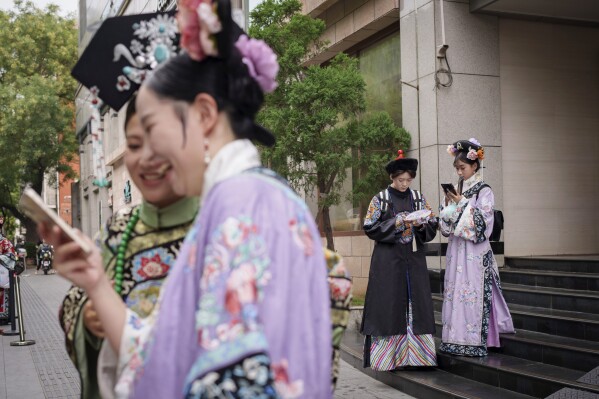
left=354, top=1, right=375, bottom=31
left=434, top=1, right=499, bottom=76
left=436, top=74, right=501, bottom=147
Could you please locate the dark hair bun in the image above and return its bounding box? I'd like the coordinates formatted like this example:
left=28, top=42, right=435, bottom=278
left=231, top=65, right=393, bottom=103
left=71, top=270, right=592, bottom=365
left=145, top=0, right=275, bottom=145
left=214, top=0, right=240, bottom=59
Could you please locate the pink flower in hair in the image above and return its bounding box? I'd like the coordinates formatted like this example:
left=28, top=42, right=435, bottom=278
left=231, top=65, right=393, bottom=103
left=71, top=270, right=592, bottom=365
left=197, top=2, right=221, bottom=33
left=235, top=35, right=279, bottom=93
left=467, top=149, right=478, bottom=160
left=177, top=0, right=204, bottom=60
left=177, top=0, right=220, bottom=61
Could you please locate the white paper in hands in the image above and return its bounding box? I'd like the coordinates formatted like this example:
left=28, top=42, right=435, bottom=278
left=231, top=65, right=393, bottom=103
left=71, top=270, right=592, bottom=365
left=404, top=209, right=432, bottom=224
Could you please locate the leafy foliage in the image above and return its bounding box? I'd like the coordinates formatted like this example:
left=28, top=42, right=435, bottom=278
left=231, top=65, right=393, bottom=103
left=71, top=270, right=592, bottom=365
left=0, top=0, right=78, bottom=238
left=250, top=0, right=410, bottom=249
left=351, top=113, right=411, bottom=206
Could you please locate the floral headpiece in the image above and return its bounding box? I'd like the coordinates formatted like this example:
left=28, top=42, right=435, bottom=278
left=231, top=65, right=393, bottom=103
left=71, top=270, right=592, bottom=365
left=114, top=13, right=179, bottom=93
left=71, top=12, right=182, bottom=188
left=71, top=12, right=180, bottom=111
left=176, top=0, right=279, bottom=93
left=446, top=137, right=485, bottom=161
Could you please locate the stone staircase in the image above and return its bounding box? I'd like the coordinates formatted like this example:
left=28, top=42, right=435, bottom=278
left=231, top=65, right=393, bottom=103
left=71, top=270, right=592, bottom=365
left=341, top=257, right=599, bottom=398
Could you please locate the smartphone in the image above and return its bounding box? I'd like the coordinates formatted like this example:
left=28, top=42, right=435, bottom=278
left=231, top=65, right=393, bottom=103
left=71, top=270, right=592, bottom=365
left=441, top=183, right=457, bottom=196
left=19, top=188, right=92, bottom=255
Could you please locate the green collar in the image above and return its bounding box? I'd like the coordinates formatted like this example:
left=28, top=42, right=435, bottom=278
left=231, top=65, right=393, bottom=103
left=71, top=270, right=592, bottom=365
left=139, top=197, right=199, bottom=229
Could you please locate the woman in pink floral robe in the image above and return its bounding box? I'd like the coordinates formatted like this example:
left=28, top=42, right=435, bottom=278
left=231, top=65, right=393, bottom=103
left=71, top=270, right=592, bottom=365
left=439, top=139, right=514, bottom=356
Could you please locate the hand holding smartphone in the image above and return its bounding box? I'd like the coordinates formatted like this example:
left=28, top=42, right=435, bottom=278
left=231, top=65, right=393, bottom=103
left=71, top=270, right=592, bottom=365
left=441, top=183, right=457, bottom=196
left=19, top=188, right=92, bottom=255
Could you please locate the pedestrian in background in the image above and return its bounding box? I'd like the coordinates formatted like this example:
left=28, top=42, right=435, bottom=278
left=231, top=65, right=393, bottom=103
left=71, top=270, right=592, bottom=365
left=361, top=149, right=438, bottom=370
left=439, top=138, right=514, bottom=356
left=0, top=215, right=16, bottom=326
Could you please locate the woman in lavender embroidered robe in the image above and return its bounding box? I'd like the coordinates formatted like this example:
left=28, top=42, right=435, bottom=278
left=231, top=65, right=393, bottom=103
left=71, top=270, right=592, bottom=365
left=42, top=3, right=332, bottom=397
left=439, top=139, right=514, bottom=356
left=115, top=151, right=332, bottom=398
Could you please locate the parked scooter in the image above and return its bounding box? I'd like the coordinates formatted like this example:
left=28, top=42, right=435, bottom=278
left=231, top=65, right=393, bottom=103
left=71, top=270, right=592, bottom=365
left=15, top=247, right=26, bottom=275
left=38, top=244, right=53, bottom=275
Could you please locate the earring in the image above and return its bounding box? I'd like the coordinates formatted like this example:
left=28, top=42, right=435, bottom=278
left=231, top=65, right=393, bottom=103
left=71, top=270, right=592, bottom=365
left=204, top=140, right=211, bottom=165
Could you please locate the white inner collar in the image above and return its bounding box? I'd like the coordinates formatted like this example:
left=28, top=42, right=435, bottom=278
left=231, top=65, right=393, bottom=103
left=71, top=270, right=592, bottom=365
left=200, top=139, right=261, bottom=205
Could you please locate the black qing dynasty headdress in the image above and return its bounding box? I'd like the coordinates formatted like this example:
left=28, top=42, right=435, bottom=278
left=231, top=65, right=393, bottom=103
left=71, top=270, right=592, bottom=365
left=71, top=11, right=180, bottom=111
left=70, top=12, right=180, bottom=188
left=446, top=138, right=485, bottom=161
left=385, top=150, right=419, bottom=174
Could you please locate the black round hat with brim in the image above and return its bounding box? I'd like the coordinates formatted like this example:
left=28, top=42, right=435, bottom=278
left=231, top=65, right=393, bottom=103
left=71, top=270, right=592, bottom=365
left=385, top=150, right=418, bottom=174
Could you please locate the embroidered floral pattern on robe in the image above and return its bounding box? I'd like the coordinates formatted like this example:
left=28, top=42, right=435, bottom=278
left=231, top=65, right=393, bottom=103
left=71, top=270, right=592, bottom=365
left=439, top=173, right=514, bottom=357
left=196, top=216, right=272, bottom=350
left=187, top=353, right=277, bottom=398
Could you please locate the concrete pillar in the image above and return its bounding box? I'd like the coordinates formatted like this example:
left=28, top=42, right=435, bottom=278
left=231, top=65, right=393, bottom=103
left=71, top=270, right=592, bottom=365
left=400, top=0, right=502, bottom=267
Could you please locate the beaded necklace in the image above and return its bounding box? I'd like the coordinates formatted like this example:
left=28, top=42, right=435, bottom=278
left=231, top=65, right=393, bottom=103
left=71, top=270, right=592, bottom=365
left=114, top=208, right=140, bottom=295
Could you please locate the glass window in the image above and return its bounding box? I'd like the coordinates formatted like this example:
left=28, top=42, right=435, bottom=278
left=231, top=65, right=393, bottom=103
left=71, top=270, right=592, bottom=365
left=358, top=32, right=401, bottom=125
left=328, top=31, right=401, bottom=232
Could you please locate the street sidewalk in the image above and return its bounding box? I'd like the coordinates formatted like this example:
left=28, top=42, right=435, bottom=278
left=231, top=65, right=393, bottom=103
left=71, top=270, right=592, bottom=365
left=0, top=266, right=412, bottom=399
left=335, top=360, right=416, bottom=399
left=1, top=268, right=80, bottom=399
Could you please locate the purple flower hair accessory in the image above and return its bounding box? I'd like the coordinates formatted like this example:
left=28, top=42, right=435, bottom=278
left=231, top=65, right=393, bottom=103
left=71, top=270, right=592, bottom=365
left=446, top=144, right=457, bottom=156
left=235, top=35, right=279, bottom=93
left=469, top=137, right=481, bottom=146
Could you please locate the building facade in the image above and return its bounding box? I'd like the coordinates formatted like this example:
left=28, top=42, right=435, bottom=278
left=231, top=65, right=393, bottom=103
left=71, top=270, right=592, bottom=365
left=301, top=0, right=599, bottom=295
left=75, top=0, right=160, bottom=238
left=39, top=157, right=79, bottom=228
left=74, top=0, right=599, bottom=294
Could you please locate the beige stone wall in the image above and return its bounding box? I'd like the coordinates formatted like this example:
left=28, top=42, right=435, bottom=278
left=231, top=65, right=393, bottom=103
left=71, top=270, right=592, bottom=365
left=335, top=233, right=451, bottom=297
left=331, top=235, right=374, bottom=296
left=500, top=20, right=599, bottom=256
left=303, top=0, right=399, bottom=64
left=400, top=0, right=503, bottom=260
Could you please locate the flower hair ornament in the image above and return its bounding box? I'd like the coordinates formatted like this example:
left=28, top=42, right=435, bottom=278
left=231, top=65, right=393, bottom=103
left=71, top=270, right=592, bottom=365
left=176, top=0, right=279, bottom=94
left=113, top=13, right=179, bottom=92
left=235, top=35, right=279, bottom=93
left=447, top=137, right=485, bottom=161
left=177, top=0, right=221, bottom=61
left=71, top=12, right=182, bottom=187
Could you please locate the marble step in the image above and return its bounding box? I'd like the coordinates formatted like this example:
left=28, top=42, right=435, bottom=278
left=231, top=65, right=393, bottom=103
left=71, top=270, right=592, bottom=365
left=499, top=268, right=599, bottom=292
left=505, top=258, right=599, bottom=274
left=341, top=329, right=535, bottom=399
left=433, top=311, right=599, bottom=372
left=501, top=283, right=599, bottom=315
left=434, top=337, right=598, bottom=398
left=432, top=295, right=599, bottom=342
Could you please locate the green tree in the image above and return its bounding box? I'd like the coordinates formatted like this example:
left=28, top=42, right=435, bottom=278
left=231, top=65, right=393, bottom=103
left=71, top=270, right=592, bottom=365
left=0, top=0, right=78, bottom=241
left=351, top=113, right=411, bottom=209
left=250, top=0, right=409, bottom=250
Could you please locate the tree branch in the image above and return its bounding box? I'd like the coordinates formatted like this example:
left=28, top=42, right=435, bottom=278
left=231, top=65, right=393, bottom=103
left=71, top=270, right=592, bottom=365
left=0, top=203, right=27, bottom=221
left=323, top=171, right=337, bottom=195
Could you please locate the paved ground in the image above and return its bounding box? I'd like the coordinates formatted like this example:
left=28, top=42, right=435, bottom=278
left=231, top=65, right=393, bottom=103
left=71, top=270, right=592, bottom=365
left=0, top=265, right=411, bottom=399
left=1, top=267, right=80, bottom=399
left=335, top=361, right=416, bottom=399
